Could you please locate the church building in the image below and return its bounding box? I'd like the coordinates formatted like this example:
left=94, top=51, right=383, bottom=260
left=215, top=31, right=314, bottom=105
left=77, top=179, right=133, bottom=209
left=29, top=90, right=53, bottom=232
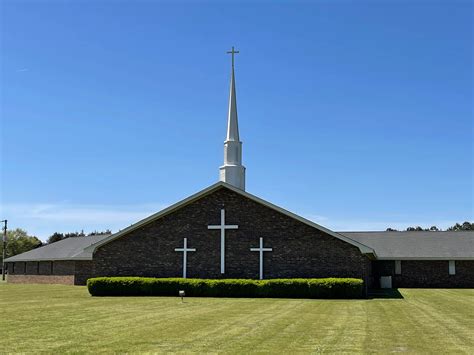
left=5, top=48, right=474, bottom=289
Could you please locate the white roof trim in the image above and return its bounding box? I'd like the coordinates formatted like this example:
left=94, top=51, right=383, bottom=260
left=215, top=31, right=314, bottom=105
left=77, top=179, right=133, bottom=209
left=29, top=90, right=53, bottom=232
left=5, top=257, right=92, bottom=262
left=85, top=182, right=375, bottom=256
left=377, top=257, right=474, bottom=261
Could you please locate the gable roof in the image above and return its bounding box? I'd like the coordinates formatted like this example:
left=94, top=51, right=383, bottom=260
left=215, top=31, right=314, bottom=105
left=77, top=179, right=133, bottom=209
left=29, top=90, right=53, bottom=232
left=340, top=231, right=474, bottom=260
left=4, top=235, right=109, bottom=262
left=84, top=182, right=376, bottom=257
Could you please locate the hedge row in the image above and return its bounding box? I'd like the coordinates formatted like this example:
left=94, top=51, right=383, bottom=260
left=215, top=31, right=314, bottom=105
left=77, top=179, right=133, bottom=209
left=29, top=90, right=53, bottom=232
left=87, top=277, right=364, bottom=298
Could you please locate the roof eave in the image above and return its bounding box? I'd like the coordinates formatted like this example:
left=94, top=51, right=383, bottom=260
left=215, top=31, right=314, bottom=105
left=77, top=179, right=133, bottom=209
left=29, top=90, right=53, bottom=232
left=4, top=256, right=93, bottom=262
left=86, top=182, right=376, bottom=255
left=84, top=182, right=227, bottom=254
left=376, top=256, right=474, bottom=261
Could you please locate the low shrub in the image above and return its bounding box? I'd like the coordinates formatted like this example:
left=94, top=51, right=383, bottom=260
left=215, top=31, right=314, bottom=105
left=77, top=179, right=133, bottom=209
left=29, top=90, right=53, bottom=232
left=87, top=277, right=364, bottom=299
left=308, top=278, right=364, bottom=299
left=258, top=279, right=311, bottom=298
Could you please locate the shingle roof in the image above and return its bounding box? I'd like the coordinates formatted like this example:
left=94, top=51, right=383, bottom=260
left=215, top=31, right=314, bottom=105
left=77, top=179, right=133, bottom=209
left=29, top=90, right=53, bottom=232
left=340, top=231, right=474, bottom=259
left=4, top=235, right=109, bottom=262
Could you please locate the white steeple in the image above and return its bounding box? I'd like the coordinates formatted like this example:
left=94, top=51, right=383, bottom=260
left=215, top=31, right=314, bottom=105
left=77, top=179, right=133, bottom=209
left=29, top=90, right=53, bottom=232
left=219, top=46, right=246, bottom=190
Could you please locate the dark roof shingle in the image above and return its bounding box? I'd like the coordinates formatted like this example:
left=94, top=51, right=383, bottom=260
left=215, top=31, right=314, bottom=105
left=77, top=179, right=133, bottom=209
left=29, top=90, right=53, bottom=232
left=4, top=235, right=109, bottom=262
left=340, top=231, right=474, bottom=259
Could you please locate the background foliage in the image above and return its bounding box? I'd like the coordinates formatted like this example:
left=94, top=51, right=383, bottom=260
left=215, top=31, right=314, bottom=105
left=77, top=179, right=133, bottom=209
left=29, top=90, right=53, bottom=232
left=387, top=221, right=473, bottom=232
left=0, top=228, right=42, bottom=263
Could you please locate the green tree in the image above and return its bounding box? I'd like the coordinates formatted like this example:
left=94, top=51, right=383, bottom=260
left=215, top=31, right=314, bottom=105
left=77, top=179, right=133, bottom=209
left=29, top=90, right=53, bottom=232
left=406, top=226, right=423, bottom=231
left=47, top=229, right=111, bottom=244
left=0, top=228, right=42, bottom=262
left=64, top=231, right=85, bottom=238
left=47, top=232, right=65, bottom=244
left=461, top=222, right=473, bottom=230
left=447, top=221, right=474, bottom=231
left=47, top=232, right=80, bottom=244
left=88, top=229, right=112, bottom=236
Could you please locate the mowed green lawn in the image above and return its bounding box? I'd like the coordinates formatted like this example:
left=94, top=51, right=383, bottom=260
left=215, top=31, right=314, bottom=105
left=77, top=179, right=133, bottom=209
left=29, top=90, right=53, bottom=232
left=0, top=284, right=473, bottom=353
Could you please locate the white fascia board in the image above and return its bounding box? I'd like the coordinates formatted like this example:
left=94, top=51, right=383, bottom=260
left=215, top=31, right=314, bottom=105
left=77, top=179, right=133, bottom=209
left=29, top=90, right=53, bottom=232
left=4, top=257, right=92, bottom=262
left=84, top=182, right=226, bottom=254
left=376, top=257, right=474, bottom=261
left=225, top=185, right=376, bottom=255
left=85, top=182, right=376, bottom=256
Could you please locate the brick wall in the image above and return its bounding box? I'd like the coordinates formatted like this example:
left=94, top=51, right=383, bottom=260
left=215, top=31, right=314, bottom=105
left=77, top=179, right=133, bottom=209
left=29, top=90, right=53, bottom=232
left=9, top=261, right=26, bottom=274
left=6, top=260, right=79, bottom=284
left=7, top=274, right=74, bottom=285
left=39, top=261, right=53, bottom=275
left=91, top=187, right=371, bottom=284
left=74, top=261, right=95, bottom=285
left=372, top=260, right=474, bottom=288
left=52, top=261, right=75, bottom=275
left=26, top=261, right=39, bottom=274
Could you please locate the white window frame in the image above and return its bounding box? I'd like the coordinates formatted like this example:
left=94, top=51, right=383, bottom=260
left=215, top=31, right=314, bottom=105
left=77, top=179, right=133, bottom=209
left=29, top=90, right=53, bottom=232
left=449, top=260, right=456, bottom=275
left=395, top=260, right=402, bottom=275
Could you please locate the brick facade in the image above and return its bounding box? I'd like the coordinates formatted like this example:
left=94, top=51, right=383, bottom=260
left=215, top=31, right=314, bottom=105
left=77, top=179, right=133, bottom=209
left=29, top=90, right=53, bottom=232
left=74, top=261, right=95, bottom=285
left=53, top=261, right=76, bottom=275
left=39, top=261, right=53, bottom=275
left=372, top=260, right=474, bottom=288
left=26, top=261, right=39, bottom=274
left=7, top=274, right=74, bottom=285
left=7, top=260, right=81, bottom=285
left=91, top=187, right=371, bottom=285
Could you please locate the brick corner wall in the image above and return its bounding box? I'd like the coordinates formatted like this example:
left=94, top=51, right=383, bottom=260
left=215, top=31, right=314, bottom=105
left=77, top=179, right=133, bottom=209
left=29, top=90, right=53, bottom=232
left=372, top=260, right=474, bottom=288
left=7, top=274, right=75, bottom=285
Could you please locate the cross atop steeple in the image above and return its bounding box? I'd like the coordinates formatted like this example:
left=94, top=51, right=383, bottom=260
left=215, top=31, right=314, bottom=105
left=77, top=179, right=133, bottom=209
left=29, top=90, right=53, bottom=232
left=226, top=46, right=239, bottom=68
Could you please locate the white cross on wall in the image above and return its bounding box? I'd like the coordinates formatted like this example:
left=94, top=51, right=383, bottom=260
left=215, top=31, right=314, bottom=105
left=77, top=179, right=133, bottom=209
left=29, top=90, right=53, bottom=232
left=207, top=209, right=238, bottom=274
left=174, top=237, right=196, bottom=279
left=250, top=237, right=273, bottom=280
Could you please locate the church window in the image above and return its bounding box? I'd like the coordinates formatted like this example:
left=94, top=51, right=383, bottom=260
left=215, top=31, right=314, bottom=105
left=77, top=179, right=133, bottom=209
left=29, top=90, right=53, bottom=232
left=395, top=260, right=401, bottom=275
left=449, top=261, right=456, bottom=275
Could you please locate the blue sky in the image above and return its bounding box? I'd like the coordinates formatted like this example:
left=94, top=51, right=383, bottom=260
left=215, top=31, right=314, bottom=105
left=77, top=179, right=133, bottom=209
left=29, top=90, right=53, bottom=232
left=1, top=1, right=472, bottom=240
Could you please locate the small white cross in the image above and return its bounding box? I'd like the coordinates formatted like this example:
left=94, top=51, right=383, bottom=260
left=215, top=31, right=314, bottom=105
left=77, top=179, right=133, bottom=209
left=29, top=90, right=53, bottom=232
left=250, top=237, right=273, bottom=280
left=208, top=209, right=238, bottom=274
left=174, top=237, right=196, bottom=279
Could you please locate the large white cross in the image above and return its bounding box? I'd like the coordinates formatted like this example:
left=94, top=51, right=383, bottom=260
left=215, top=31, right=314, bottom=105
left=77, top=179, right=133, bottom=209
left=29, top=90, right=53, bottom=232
left=174, top=237, right=196, bottom=278
left=250, top=237, right=273, bottom=280
left=207, top=209, right=238, bottom=274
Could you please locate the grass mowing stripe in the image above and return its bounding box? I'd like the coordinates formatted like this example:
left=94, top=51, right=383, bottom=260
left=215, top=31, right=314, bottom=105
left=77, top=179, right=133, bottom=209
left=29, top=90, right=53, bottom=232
left=1, top=284, right=473, bottom=353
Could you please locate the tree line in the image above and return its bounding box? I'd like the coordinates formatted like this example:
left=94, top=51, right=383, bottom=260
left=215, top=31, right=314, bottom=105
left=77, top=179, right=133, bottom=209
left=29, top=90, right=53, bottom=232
left=47, top=230, right=112, bottom=244
left=386, top=221, right=474, bottom=232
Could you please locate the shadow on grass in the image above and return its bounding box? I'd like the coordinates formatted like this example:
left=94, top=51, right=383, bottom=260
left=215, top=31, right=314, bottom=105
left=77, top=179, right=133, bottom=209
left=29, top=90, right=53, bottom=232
left=368, top=288, right=404, bottom=299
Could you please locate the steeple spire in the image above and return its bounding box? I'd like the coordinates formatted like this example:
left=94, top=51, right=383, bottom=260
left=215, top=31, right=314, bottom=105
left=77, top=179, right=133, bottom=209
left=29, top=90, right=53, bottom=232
left=219, top=46, right=246, bottom=190
left=226, top=62, right=239, bottom=141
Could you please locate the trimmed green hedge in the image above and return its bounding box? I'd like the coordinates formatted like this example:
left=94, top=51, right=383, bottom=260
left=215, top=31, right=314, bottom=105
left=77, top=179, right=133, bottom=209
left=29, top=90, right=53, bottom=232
left=87, top=277, right=364, bottom=299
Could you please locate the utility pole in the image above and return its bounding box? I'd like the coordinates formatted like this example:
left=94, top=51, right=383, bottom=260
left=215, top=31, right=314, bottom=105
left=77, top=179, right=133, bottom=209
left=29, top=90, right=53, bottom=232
left=1, top=220, right=7, bottom=281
